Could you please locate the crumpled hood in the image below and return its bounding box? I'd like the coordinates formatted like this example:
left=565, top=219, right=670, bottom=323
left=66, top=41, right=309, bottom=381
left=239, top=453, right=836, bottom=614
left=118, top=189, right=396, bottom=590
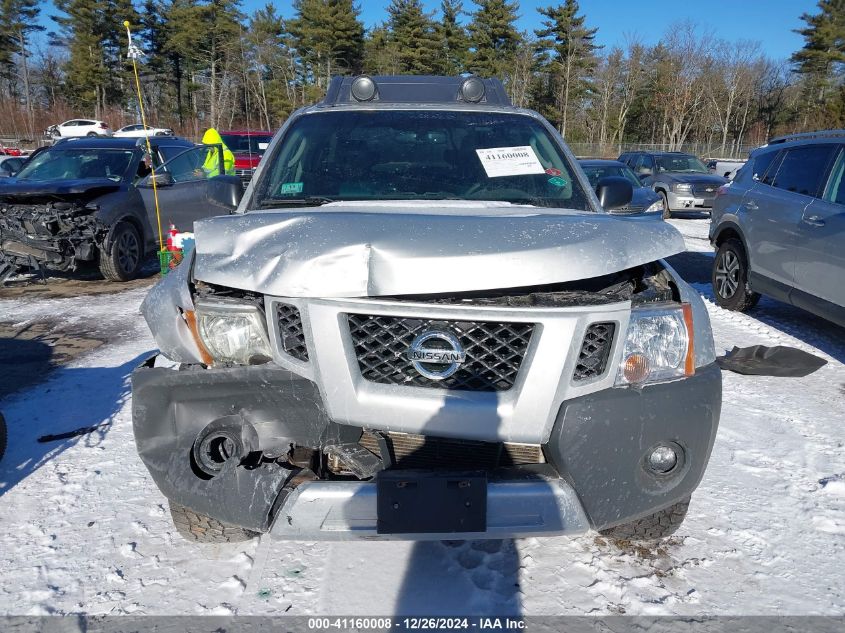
left=192, top=201, right=686, bottom=297
left=0, top=178, right=120, bottom=200
left=663, top=173, right=727, bottom=185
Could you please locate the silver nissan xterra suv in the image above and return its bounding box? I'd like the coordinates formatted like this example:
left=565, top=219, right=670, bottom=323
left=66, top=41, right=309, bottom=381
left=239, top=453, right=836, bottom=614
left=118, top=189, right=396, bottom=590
left=132, top=76, right=721, bottom=544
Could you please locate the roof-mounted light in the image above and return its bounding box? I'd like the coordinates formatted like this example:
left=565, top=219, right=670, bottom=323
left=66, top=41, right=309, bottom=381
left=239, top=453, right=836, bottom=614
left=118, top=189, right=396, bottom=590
left=460, top=76, right=485, bottom=103
left=350, top=75, right=377, bottom=102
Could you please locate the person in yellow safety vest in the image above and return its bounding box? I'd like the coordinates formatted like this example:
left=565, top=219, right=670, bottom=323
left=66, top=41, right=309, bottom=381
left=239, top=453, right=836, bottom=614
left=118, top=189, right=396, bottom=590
left=201, top=128, right=235, bottom=177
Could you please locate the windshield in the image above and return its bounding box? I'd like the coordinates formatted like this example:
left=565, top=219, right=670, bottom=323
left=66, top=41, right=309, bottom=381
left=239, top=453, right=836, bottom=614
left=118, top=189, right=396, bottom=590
left=222, top=134, right=273, bottom=154
left=253, top=110, right=591, bottom=210
left=15, top=148, right=134, bottom=182
left=581, top=163, right=641, bottom=188
left=656, top=155, right=708, bottom=173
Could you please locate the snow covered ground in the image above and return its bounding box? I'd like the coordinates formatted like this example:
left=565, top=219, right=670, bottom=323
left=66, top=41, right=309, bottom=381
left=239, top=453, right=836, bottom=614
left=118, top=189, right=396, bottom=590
left=0, top=219, right=843, bottom=616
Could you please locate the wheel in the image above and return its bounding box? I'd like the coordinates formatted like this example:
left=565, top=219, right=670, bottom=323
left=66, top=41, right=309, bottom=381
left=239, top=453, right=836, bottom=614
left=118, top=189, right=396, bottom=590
left=0, top=412, right=7, bottom=461
left=660, top=192, right=671, bottom=219
left=712, top=238, right=760, bottom=311
left=98, top=222, right=142, bottom=281
left=86, top=131, right=98, bottom=137
left=599, top=496, right=690, bottom=541
left=169, top=501, right=258, bottom=543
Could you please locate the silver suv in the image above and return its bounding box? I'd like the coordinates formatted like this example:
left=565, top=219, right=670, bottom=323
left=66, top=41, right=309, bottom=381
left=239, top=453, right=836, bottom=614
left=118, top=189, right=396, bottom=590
left=619, top=151, right=728, bottom=219
left=710, top=131, right=845, bottom=326
left=132, top=76, right=721, bottom=544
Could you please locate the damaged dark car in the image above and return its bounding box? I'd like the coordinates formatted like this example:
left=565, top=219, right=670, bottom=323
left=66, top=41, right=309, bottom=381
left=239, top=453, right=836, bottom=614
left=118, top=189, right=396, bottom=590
left=0, top=137, right=243, bottom=282
left=133, top=76, right=722, bottom=544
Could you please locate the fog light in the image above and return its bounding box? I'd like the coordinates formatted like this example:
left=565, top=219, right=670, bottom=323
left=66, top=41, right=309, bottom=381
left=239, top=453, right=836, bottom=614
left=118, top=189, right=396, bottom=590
left=647, top=445, right=678, bottom=474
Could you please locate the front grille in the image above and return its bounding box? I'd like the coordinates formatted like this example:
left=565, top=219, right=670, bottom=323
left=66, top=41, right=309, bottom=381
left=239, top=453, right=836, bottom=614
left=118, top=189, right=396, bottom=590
left=347, top=314, right=534, bottom=392
left=573, top=322, right=616, bottom=382
left=691, top=183, right=718, bottom=197
left=359, top=431, right=543, bottom=470
left=276, top=303, right=309, bottom=362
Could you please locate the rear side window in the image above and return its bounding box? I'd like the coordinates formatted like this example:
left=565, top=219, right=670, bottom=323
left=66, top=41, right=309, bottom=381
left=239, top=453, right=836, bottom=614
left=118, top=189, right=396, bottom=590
left=771, top=145, right=837, bottom=197
left=751, top=150, right=779, bottom=183
left=823, top=149, right=845, bottom=205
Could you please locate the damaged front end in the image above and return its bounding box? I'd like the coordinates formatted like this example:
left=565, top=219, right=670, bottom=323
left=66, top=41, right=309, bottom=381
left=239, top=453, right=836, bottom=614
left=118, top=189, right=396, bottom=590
left=0, top=179, right=120, bottom=273
left=0, top=201, right=106, bottom=271
left=132, top=223, right=720, bottom=539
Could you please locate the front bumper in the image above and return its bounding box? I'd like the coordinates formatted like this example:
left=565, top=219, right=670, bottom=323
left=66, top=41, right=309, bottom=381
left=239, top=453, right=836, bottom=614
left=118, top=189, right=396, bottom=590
left=666, top=190, right=715, bottom=212
left=132, top=361, right=721, bottom=539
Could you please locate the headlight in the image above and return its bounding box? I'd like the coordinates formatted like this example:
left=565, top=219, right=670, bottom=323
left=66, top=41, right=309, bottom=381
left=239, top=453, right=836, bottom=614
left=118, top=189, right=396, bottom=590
left=672, top=183, right=692, bottom=193
left=615, top=305, right=695, bottom=386
left=194, top=300, right=272, bottom=365
left=645, top=199, right=664, bottom=212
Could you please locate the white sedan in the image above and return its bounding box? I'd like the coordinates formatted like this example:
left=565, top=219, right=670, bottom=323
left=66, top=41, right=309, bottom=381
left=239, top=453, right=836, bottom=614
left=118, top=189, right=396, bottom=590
left=113, top=124, right=174, bottom=138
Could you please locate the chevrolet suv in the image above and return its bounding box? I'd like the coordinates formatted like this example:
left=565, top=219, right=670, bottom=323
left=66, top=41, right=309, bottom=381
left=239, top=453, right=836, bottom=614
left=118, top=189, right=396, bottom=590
left=132, top=76, right=721, bottom=544
left=619, top=151, right=728, bottom=219
left=710, top=131, right=845, bottom=326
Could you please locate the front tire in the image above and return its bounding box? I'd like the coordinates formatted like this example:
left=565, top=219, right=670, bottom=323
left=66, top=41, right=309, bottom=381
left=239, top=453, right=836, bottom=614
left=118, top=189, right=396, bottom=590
left=169, top=501, right=259, bottom=543
left=98, top=222, right=142, bottom=282
left=599, top=496, right=690, bottom=541
left=660, top=192, right=671, bottom=219
left=712, top=238, right=760, bottom=312
left=86, top=131, right=98, bottom=137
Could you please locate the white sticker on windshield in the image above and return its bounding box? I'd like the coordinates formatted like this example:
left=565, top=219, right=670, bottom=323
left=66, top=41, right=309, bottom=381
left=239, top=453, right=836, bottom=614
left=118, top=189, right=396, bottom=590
left=475, top=146, right=545, bottom=178
left=258, top=142, right=269, bottom=150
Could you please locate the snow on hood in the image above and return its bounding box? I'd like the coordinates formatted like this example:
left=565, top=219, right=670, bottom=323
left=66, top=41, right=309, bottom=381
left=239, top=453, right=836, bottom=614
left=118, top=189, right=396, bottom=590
left=192, top=201, right=685, bottom=297
left=662, top=173, right=728, bottom=185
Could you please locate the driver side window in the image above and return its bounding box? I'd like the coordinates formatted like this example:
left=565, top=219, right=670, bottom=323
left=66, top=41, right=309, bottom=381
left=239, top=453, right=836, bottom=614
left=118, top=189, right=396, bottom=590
left=160, top=145, right=221, bottom=183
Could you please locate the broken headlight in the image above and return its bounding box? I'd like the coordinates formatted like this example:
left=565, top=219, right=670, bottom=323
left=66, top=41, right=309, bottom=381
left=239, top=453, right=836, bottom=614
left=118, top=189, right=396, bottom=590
left=615, top=304, right=694, bottom=386
left=194, top=300, right=272, bottom=365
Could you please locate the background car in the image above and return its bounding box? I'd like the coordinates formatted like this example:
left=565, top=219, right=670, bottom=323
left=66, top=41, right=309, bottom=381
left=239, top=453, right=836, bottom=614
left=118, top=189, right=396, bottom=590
left=619, top=151, right=728, bottom=218
left=709, top=130, right=845, bottom=326
left=706, top=158, right=746, bottom=180
left=0, top=155, right=24, bottom=177
left=579, top=159, right=664, bottom=214
left=0, top=136, right=241, bottom=282
left=114, top=124, right=174, bottom=138
left=49, top=119, right=113, bottom=138
left=220, top=129, right=273, bottom=186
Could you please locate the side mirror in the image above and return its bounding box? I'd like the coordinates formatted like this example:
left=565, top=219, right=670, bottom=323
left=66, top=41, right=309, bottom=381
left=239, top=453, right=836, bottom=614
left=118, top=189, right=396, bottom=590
left=208, top=175, right=244, bottom=210
left=141, top=171, right=174, bottom=188
left=595, top=176, right=634, bottom=210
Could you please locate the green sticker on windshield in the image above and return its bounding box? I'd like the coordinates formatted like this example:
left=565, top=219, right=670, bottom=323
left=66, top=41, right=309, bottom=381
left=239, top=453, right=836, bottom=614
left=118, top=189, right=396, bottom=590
left=280, top=182, right=303, bottom=194
left=548, top=176, right=567, bottom=187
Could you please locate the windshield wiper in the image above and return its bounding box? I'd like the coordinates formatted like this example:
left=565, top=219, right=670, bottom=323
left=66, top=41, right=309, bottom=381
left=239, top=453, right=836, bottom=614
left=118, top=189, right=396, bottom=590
left=256, top=196, right=335, bottom=208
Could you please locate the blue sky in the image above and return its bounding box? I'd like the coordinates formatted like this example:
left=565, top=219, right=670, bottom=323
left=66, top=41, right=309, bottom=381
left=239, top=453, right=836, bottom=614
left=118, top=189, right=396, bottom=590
left=239, top=0, right=817, bottom=61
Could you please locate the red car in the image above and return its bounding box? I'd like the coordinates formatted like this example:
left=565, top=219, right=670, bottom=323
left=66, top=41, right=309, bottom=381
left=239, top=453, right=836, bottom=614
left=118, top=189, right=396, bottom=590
left=0, top=144, right=22, bottom=156
left=220, top=130, right=274, bottom=186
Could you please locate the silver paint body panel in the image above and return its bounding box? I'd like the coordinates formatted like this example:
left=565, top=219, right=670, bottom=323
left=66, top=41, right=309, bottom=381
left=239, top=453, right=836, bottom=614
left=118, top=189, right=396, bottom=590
left=272, top=478, right=591, bottom=540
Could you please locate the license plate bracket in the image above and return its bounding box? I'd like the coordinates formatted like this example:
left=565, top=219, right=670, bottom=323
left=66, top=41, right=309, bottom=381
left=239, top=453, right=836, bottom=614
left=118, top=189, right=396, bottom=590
left=376, top=471, right=487, bottom=534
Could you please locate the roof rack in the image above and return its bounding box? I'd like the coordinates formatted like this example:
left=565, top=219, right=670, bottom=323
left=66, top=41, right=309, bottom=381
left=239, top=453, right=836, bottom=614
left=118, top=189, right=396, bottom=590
left=321, top=75, right=512, bottom=107
left=767, top=129, right=845, bottom=145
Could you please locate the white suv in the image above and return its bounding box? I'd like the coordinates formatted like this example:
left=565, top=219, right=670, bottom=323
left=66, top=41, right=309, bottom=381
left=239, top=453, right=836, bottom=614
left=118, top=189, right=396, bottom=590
left=51, top=119, right=113, bottom=138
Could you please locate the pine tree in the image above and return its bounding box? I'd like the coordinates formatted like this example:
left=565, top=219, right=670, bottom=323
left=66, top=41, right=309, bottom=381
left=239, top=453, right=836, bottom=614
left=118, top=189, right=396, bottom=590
left=435, top=0, right=469, bottom=75
left=467, top=0, right=520, bottom=79
left=53, top=0, right=111, bottom=113
left=0, top=0, right=43, bottom=133
left=535, top=0, right=600, bottom=137
left=791, top=0, right=845, bottom=125
left=363, top=23, right=401, bottom=75
left=290, top=0, right=364, bottom=89
left=386, top=0, right=439, bottom=74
